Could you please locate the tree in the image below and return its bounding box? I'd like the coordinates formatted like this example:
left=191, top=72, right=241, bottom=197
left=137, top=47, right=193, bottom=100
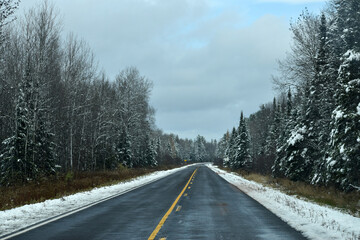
left=325, top=0, right=360, bottom=191
left=145, top=136, right=157, bottom=167
left=117, top=127, right=132, bottom=168
left=1, top=59, right=33, bottom=185
left=193, top=135, right=207, bottom=162
left=234, top=112, right=252, bottom=170
left=225, top=127, right=237, bottom=168
left=0, top=0, right=19, bottom=45
left=265, top=98, right=280, bottom=158
left=273, top=10, right=320, bottom=92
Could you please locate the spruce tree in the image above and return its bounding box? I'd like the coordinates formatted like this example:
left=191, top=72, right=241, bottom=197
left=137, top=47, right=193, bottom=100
left=326, top=0, right=360, bottom=191
left=273, top=89, right=293, bottom=178
left=117, top=127, right=132, bottom=168
left=0, top=62, right=33, bottom=185
left=235, top=111, right=252, bottom=170
left=145, top=137, right=157, bottom=167
left=226, top=127, right=237, bottom=168
left=265, top=98, right=280, bottom=158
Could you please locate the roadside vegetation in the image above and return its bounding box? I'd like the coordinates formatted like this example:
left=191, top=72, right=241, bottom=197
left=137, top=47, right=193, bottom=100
left=216, top=0, right=360, bottom=196
left=0, top=164, right=183, bottom=211
left=217, top=165, right=360, bottom=217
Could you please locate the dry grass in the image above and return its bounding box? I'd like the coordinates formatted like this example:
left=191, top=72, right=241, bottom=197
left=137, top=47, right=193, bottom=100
left=0, top=165, right=179, bottom=211
left=222, top=167, right=360, bottom=216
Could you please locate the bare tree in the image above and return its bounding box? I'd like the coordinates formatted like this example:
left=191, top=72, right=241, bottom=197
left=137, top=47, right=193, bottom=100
left=273, top=10, right=320, bottom=93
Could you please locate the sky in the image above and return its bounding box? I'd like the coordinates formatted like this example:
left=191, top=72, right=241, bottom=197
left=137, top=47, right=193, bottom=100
left=17, top=0, right=327, bottom=141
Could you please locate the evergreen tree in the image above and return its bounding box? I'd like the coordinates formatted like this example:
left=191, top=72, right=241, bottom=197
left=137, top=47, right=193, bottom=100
left=326, top=0, right=360, bottom=191
left=33, top=109, right=56, bottom=177
left=234, top=111, right=252, bottom=170
left=155, top=137, right=161, bottom=164
left=266, top=98, right=280, bottom=157
left=312, top=13, right=334, bottom=184
left=0, top=61, right=33, bottom=185
left=145, top=137, right=157, bottom=167
left=117, top=127, right=132, bottom=168
left=273, top=89, right=293, bottom=178
left=226, top=127, right=237, bottom=168
left=193, top=135, right=207, bottom=162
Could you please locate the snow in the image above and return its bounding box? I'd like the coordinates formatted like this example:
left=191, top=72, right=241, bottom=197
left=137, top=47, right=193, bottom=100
left=287, top=126, right=306, bottom=146
left=339, top=144, right=345, bottom=154
left=333, top=109, right=344, bottom=120
left=207, top=164, right=360, bottom=240
left=344, top=50, right=360, bottom=62
left=0, top=164, right=194, bottom=238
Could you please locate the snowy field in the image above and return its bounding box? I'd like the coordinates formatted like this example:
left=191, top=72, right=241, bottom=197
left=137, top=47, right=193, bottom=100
left=207, top=164, right=360, bottom=240
left=0, top=164, right=194, bottom=238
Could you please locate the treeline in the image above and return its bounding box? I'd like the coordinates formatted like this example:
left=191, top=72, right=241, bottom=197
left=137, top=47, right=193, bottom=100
left=216, top=0, right=360, bottom=192
left=0, top=1, right=215, bottom=186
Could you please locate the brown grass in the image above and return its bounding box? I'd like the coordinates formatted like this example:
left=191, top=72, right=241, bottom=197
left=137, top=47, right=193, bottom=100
left=0, top=165, right=179, bottom=211
left=221, top=167, right=360, bottom=217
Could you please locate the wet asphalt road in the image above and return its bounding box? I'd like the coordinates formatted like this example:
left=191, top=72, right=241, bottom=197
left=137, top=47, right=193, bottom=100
left=7, top=164, right=306, bottom=240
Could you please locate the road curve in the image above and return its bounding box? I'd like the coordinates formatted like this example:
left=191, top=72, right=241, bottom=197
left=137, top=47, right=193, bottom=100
left=6, top=164, right=306, bottom=240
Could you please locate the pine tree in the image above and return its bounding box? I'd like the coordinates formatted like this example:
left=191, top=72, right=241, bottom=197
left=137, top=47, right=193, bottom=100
left=326, top=0, right=360, bottom=191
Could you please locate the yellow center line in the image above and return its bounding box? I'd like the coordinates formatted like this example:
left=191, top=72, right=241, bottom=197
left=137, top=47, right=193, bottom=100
left=148, top=168, right=197, bottom=240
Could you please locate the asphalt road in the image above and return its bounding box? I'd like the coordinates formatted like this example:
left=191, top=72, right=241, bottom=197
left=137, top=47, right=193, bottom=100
left=6, top=164, right=307, bottom=240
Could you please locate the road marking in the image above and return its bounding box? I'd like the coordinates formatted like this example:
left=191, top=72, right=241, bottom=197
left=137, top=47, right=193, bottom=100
left=176, top=205, right=182, bottom=212
left=148, top=168, right=197, bottom=240
left=0, top=166, right=196, bottom=240
left=184, top=193, right=188, bottom=196
left=188, top=187, right=191, bottom=189
left=160, top=238, right=166, bottom=240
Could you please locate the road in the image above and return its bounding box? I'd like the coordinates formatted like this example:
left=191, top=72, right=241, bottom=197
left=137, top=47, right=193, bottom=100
left=6, top=164, right=307, bottom=240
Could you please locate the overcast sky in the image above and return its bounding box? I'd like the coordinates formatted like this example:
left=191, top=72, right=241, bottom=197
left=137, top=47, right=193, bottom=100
left=18, top=0, right=327, bottom=141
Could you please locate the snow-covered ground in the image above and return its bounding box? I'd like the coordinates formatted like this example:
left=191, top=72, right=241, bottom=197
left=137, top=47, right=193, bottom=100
left=0, top=164, right=194, bottom=238
left=207, top=164, right=360, bottom=240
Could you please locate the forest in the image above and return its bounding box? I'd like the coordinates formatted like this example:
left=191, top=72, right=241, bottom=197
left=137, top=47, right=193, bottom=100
left=216, top=0, right=360, bottom=192
left=0, top=1, right=216, bottom=187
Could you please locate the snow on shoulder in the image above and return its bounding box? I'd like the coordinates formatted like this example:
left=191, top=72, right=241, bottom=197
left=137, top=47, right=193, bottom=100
left=206, top=164, right=360, bottom=240
left=0, top=165, right=193, bottom=238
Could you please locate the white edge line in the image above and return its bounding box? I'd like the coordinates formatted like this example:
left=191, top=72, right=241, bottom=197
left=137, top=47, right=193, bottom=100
left=0, top=164, right=196, bottom=240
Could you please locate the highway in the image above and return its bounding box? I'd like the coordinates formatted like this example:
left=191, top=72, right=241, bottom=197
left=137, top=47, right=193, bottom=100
left=7, top=165, right=307, bottom=240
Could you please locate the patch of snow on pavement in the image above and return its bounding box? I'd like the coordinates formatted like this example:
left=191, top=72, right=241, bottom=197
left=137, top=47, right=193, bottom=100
left=207, top=164, right=360, bottom=240
left=0, top=165, right=193, bottom=237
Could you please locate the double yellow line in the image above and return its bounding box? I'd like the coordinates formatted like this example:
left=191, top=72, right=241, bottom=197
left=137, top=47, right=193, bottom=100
left=148, top=168, right=197, bottom=240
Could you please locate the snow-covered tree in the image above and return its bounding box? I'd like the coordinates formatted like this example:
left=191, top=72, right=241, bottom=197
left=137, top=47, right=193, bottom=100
left=117, top=127, right=132, bottom=168
left=193, top=135, right=207, bottom=162
left=225, top=127, right=237, bottom=168
left=144, top=136, right=157, bottom=167
left=325, top=0, right=360, bottom=191
left=233, top=112, right=252, bottom=170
